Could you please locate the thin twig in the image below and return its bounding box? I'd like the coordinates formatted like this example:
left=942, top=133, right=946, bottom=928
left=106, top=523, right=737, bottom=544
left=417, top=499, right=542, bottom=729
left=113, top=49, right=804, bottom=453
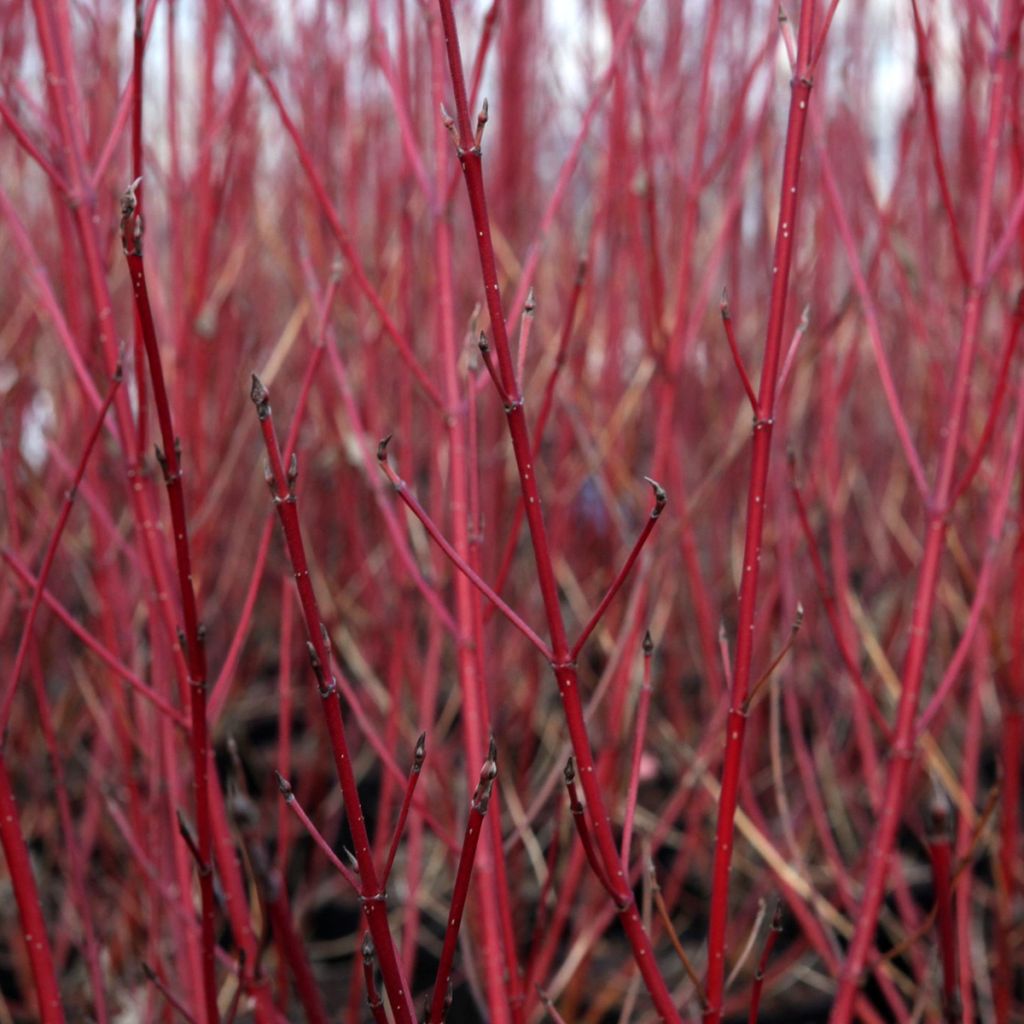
left=571, top=478, right=667, bottom=660
left=377, top=437, right=552, bottom=658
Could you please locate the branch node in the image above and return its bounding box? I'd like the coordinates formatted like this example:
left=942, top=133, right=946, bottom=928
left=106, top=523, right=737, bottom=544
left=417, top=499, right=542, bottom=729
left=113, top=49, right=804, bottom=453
left=305, top=641, right=324, bottom=683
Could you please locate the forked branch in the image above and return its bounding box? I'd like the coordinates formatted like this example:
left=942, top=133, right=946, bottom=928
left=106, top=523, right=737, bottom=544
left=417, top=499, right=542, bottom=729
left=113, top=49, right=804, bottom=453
left=571, top=477, right=666, bottom=660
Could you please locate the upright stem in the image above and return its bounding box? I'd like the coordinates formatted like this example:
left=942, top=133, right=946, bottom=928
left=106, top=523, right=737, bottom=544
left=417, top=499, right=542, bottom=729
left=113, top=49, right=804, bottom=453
left=747, top=903, right=783, bottom=1024
left=427, top=747, right=498, bottom=1024
left=620, top=631, right=654, bottom=869
left=122, top=193, right=219, bottom=1024
left=0, top=754, right=66, bottom=1023
left=434, top=4, right=680, bottom=1019
left=250, top=378, right=415, bottom=1024
left=704, top=4, right=816, bottom=1019
left=829, top=1, right=1018, bottom=1016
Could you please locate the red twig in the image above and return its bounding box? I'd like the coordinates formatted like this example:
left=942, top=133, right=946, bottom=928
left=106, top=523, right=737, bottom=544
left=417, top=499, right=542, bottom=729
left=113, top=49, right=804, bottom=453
left=704, top=5, right=820, bottom=1019
left=377, top=437, right=551, bottom=658
left=563, top=757, right=614, bottom=897
left=361, top=934, right=390, bottom=1024
left=830, top=2, right=1019, bottom=1016
left=434, top=5, right=680, bottom=1015
left=747, top=902, right=783, bottom=1023
left=1, top=367, right=122, bottom=731
left=570, top=478, right=666, bottom=660
left=121, top=178, right=219, bottom=1024
left=478, top=332, right=513, bottom=407
left=250, top=376, right=414, bottom=1023
left=949, top=290, right=1024, bottom=504
left=516, top=287, right=536, bottom=389
left=130, top=1, right=147, bottom=459
left=223, top=0, right=444, bottom=411
left=0, top=754, right=66, bottom=1022
left=227, top=765, right=327, bottom=1024
left=720, top=292, right=758, bottom=413
left=0, top=99, right=71, bottom=196
left=142, top=961, right=197, bottom=1024
left=620, top=631, right=654, bottom=869
left=487, top=258, right=586, bottom=609
left=910, top=0, right=970, bottom=285
left=785, top=460, right=892, bottom=739
left=382, top=732, right=426, bottom=887
left=427, top=741, right=498, bottom=1024
left=0, top=550, right=187, bottom=727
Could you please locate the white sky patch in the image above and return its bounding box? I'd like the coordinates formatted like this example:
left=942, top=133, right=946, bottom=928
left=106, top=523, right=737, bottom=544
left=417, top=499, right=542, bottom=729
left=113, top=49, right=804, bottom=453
left=21, top=389, right=54, bottom=470
left=867, top=0, right=917, bottom=201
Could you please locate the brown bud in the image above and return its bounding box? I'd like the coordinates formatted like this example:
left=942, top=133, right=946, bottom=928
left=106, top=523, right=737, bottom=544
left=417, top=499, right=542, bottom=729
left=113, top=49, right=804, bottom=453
left=250, top=374, right=271, bottom=419
left=645, top=475, right=667, bottom=516
left=274, top=771, right=294, bottom=801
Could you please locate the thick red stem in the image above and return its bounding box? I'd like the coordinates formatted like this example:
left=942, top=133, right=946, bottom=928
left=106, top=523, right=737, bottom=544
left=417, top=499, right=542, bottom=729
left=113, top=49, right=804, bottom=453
left=704, top=5, right=817, bottom=1018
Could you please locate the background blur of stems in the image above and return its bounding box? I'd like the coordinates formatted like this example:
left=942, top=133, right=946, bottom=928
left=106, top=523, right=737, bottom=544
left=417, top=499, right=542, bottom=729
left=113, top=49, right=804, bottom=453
left=0, top=0, right=1023, bottom=1022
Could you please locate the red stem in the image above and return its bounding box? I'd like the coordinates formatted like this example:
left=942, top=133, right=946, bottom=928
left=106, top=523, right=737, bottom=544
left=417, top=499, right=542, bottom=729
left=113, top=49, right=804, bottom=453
left=142, top=962, right=197, bottom=1024
left=435, top=4, right=681, bottom=1017
left=427, top=746, right=498, bottom=1024
left=377, top=442, right=551, bottom=658
left=274, top=773, right=360, bottom=892
left=0, top=753, right=66, bottom=1022
left=571, top=478, right=665, bottom=660
left=910, top=0, right=971, bottom=286
left=720, top=294, right=758, bottom=413
left=361, top=935, right=390, bottom=1024
left=222, top=0, right=444, bottom=412
left=705, top=5, right=818, bottom=1019
left=250, top=376, right=415, bottom=1023
left=131, top=1, right=147, bottom=459
left=487, top=259, right=586, bottom=611
left=747, top=902, right=783, bottom=1024
left=830, top=2, right=1017, bottom=1017
left=382, top=733, right=426, bottom=887
left=0, top=549, right=186, bottom=727
left=1, top=369, right=121, bottom=730
left=563, top=757, right=615, bottom=898
left=949, top=290, right=1024, bottom=504
left=620, top=632, right=654, bottom=869
left=121, top=184, right=219, bottom=1022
